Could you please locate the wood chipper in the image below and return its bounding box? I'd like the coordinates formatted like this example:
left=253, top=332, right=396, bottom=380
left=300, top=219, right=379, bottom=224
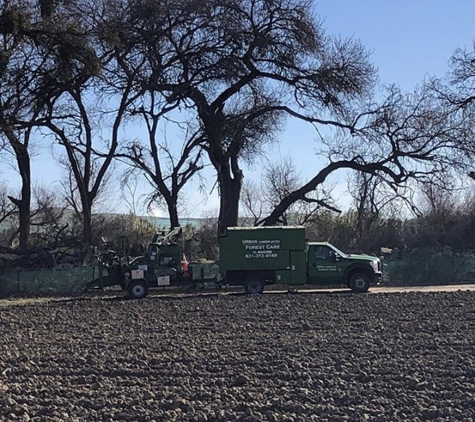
left=87, top=228, right=220, bottom=299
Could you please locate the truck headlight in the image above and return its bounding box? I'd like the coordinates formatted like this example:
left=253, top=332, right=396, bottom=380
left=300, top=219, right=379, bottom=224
left=370, top=260, right=379, bottom=272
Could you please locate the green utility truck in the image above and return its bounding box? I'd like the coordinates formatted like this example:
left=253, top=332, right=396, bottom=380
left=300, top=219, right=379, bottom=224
left=220, top=226, right=382, bottom=294
left=88, top=225, right=382, bottom=299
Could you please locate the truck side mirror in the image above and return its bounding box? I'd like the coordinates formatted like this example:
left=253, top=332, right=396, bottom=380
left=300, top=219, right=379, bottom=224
left=330, top=252, right=340, bottom=262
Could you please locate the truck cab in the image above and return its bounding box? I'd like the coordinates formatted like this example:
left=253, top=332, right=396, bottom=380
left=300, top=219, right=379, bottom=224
left=306, top=242, right=382, bottom=292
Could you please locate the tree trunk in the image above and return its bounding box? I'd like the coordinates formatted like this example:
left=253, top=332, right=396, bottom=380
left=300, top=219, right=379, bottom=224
left=167, top=199, right=180, bottom=228
left=18, top=191, right=30, bottom=250
left=13, top=144, right=31, bottom=250
left=217, top=168, right=243, bottom=235
left=81, top=197, right=93, bottom=247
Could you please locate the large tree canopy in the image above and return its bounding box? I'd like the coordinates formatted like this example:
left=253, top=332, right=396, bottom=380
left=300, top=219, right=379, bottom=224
left=0, top=0, right=83, bottom=248
left=1, top=0, right=474, bottom=248
left=98, top=0, right=376, bottom=232
left=261, top=83, right=473, bottom=225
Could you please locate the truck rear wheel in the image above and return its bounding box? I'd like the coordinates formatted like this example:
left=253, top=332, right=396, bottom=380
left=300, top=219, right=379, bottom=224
left=244, top=277, right=265, bottom=294
left=128, top=279, right=149, bottom=299
left=349, top=273, right=370, bottom=293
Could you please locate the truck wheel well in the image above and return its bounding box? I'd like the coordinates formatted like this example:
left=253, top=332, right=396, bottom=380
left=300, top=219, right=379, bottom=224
left=346, top=267, right=372, bottom=286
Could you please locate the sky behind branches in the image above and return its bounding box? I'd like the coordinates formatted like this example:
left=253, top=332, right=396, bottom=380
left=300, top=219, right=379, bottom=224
left=274, top=0, right=475, bottom=215
left=2, top=0, right=475, bottom=218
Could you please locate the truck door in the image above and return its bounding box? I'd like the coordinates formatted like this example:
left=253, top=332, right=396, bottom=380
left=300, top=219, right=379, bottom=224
left=307, top=245, right=344, bottom=285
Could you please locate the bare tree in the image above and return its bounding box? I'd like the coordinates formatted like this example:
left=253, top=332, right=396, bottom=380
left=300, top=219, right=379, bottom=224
left=241, top=156, right=336, bottom=225
left=347, top=172, right=418, bottom=251
left=116, top=92, right=204, bottom=228
left=0, top=0, right=55, bottom=249
left=34, top=0, right=144, bottom=245
left=261, top=84, right=473, bottom=225
left=240, top=180, right=266, bottom=226
left=120, top=170, right=146, bottom=218
left=1, top=1, right=32, bottom=248
left=105, top=0, right=376, bottom=233
left=1, top=0, right=116, bottom=247
left=442, top=42, right=475, bottom=109
left=430, top=42, right=475, bottom=183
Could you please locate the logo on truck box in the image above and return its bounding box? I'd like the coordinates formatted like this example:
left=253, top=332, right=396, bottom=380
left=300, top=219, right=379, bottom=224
left=242, top=239, right=280, bottom=259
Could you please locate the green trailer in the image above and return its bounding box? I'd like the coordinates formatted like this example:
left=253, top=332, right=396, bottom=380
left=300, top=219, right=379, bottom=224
left=88, top=228, right=220, bottom=299
left=219, top=226, right=307, bottom=293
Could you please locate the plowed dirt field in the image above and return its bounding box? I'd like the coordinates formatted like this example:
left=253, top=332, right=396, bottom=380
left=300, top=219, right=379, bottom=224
left=1, top=291, right=475, bottom=421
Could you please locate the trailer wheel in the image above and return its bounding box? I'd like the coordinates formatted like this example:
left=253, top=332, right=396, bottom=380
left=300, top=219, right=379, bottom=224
left=128, top=279, right=149, bottom=299
left=245, top=277, right=265, bottom=294
left=349, top=272, right=370, bottom=293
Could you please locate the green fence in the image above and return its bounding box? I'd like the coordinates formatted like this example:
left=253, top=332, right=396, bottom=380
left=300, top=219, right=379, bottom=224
left=0, top=266, right=94, bottom=297
left=2, top=254, right=475, bottom=297
left=384, top=252, right=475, bottom=286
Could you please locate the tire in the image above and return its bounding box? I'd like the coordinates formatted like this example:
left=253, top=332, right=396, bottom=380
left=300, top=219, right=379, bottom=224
left=127, top=279, right=149, bottom=299
left=349, top=272, right=371, bottom=293
left=244, top=276, right=265, bottom=294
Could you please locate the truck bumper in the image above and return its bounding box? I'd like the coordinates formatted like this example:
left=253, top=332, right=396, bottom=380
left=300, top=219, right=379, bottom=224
left=373, top=272, right=383, bottom=286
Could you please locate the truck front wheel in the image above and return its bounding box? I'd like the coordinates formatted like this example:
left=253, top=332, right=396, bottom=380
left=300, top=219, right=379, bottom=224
left=349, top=273, right=371, bottom=293
left=128, top=279, right=149, bottom=299
left=244, top=277, right=265, bottom=294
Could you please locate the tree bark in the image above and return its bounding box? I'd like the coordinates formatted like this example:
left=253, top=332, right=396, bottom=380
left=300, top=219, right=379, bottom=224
left=217, top=162, right=243, bottom=235
left=81, top=198, right=93, bottom=247
left=8, top=140, right=31, bottom=250
left=166, top=198, right=180, bottom=228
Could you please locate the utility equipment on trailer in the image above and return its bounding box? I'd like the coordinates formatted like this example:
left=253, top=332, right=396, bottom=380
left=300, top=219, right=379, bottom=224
left=88, top=228, right=219, bottom=299
left=88, top=226, right=382, bottom=299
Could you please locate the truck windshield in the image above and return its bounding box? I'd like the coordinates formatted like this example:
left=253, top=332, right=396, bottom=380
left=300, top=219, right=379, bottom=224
left=330, top=245, right=348, bottom=258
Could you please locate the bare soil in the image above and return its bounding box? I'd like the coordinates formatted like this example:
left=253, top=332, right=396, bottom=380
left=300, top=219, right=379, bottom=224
left=1, top=291, right=475, bottom=421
